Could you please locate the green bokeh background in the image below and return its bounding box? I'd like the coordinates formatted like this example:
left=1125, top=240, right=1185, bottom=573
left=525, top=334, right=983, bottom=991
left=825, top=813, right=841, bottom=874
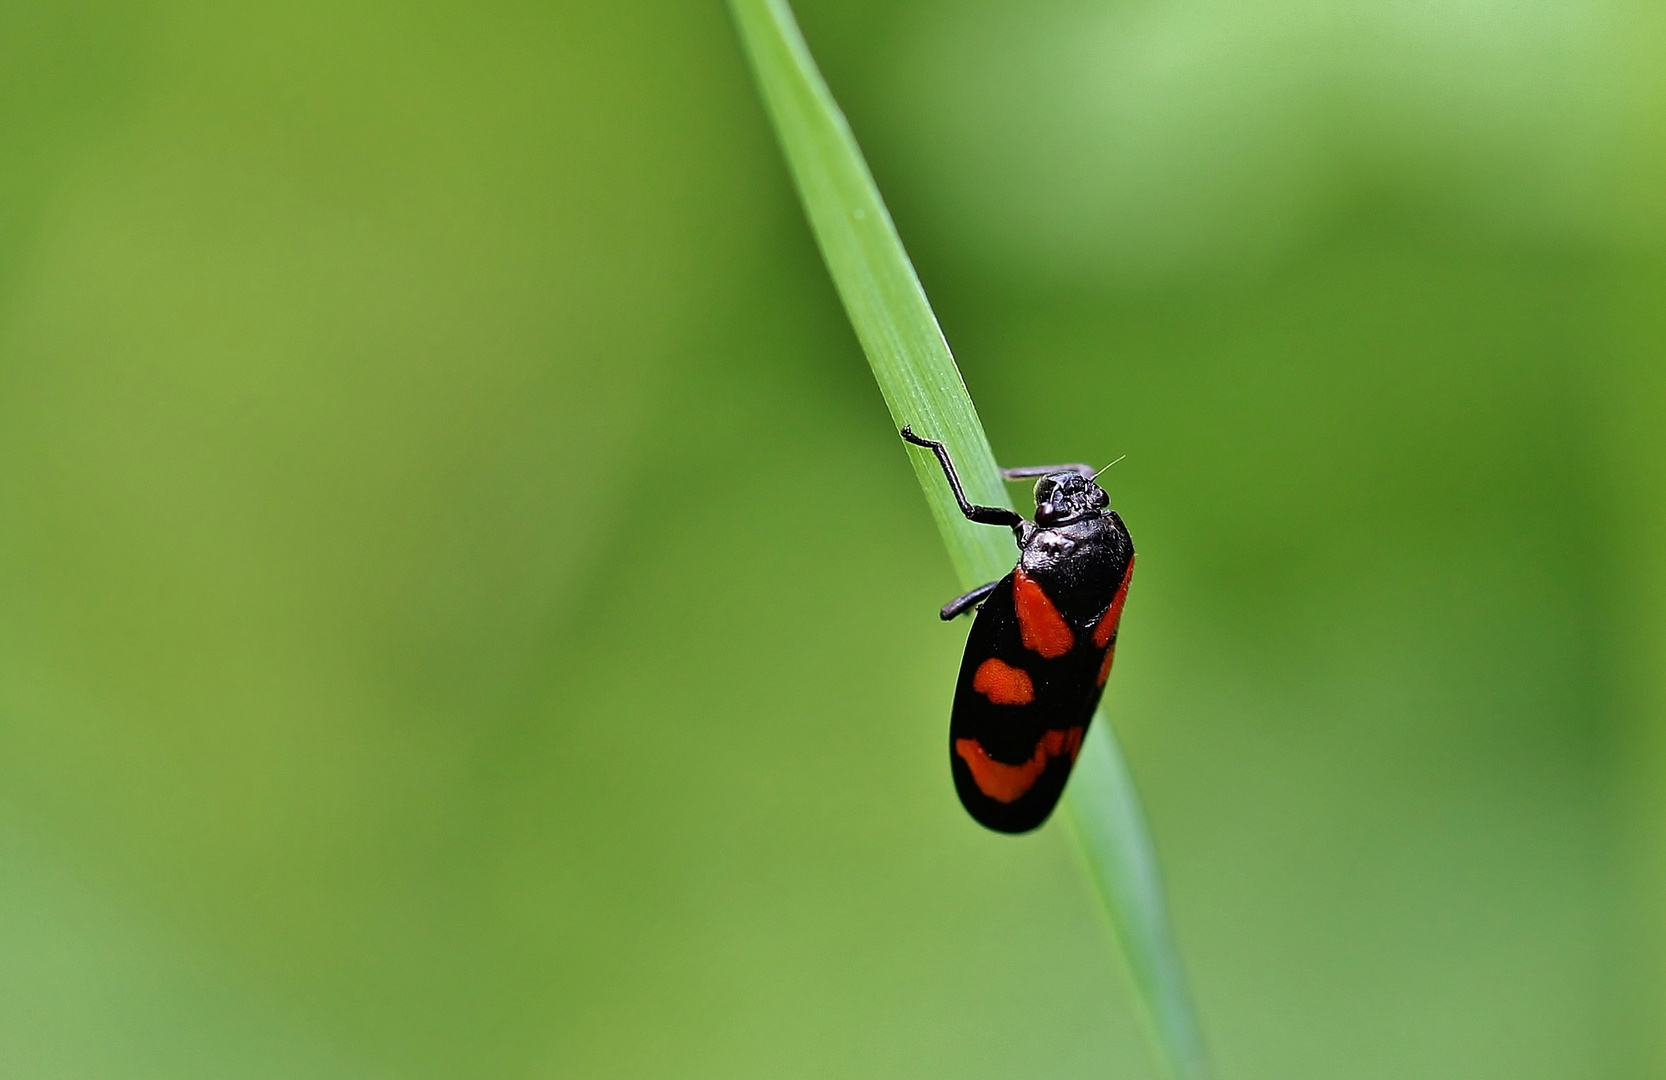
left=4, top=1, right=1665, bottom=1077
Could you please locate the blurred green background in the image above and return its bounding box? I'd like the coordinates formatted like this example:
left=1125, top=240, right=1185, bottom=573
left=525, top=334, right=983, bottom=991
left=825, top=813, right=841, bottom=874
left=3, top=0, right=1665, bottom=1077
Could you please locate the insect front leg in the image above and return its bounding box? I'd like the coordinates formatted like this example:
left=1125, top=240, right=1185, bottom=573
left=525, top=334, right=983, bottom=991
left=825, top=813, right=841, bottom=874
left=940, top=579, right=1001, bottom=621
left=900, top=427, right=1026, bottom=536
left=1000, top=463, right=1095, bottom=480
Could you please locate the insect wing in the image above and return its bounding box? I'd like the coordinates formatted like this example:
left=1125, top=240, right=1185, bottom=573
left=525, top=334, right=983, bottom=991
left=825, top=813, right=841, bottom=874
left=948, top=573, right=1104, bottom=833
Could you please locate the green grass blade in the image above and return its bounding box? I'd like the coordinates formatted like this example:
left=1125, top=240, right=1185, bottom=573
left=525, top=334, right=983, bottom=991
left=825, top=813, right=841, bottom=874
left=1064, top=729, right=1212, bottom=1080
left=728, top=2, right=1211, bottom=1077
left=726, top=0, right=1010, bottom=589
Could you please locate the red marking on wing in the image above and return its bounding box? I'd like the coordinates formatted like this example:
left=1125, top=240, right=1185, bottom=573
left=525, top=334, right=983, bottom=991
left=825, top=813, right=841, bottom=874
left=1093, top=556, right=1136, bottom=649
left=1013, top=569, right=1074, bottom=658
left=954, top=727, right=1085, bottom=803
left=972, top=658, right=1034, bottom=705
left=1097, top=643, right=1117, bottom=687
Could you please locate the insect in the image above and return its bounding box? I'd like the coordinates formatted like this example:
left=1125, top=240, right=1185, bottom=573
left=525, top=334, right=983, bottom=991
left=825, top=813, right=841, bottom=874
left=901, top=427, right=1135, bottom=834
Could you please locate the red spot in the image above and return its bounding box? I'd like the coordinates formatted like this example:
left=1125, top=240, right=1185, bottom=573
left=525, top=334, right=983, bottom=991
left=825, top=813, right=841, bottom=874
left=955, top=727, right=1086, bottom=803
left=1093, top=556, right=1136, bottom=649
left=1097, top=644, right=1116, bottom=687
left=972, top=658, right=1034, bottom=705
left=1013, top=570, right=1074, bottom=658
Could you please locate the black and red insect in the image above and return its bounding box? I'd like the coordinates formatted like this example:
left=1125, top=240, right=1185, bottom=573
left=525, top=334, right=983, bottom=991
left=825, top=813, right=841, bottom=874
left=902, top=427, right=1135, bottom=834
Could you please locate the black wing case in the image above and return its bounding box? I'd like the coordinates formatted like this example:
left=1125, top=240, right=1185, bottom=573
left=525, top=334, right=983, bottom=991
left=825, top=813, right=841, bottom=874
left=947, top=573, right=1107, bottom=834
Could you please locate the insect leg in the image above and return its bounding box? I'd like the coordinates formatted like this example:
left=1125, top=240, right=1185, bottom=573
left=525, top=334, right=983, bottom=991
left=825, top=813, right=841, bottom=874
left=940, top=579, right=1001, bottom=621
left=1000, top=463, right=1095, bottom=480
left=900, top=427, right=1026, bottom=532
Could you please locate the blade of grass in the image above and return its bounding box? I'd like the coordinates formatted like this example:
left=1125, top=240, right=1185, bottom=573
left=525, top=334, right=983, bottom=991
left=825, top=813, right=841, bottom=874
left=727, top=2, right=1210, bottom=1078
left=1062, top=724, right=1211, bottom=1080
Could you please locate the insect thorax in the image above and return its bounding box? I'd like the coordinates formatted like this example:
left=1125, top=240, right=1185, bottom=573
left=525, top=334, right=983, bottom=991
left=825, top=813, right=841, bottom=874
left=1019, top=513, right=1131, bottom=625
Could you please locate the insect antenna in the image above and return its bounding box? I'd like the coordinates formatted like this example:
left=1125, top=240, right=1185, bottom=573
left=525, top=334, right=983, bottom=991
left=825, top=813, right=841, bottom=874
left=1092, top=455, right=1126, bottom=480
